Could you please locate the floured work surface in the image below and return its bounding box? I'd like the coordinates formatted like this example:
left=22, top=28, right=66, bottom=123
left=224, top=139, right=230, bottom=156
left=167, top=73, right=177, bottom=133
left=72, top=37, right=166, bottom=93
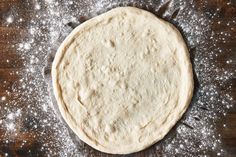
left=1, top=0, right=235, bottom=156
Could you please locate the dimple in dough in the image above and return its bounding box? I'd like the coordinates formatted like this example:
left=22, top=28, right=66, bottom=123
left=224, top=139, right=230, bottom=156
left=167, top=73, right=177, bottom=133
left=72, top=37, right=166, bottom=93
left=52, top=7, right=194, bottom=154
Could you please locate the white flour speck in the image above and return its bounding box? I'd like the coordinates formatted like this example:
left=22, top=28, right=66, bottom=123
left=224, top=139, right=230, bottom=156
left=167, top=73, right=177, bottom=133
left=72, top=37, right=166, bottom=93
left=1, top=96, right=6, bottom=101
left=7, top=113, right=14, bottom=120
left=6, top=123, right=15, bottom=131
left=35, top=3, right=41, bottom=10
left=6, top=16, right=14, bottom=23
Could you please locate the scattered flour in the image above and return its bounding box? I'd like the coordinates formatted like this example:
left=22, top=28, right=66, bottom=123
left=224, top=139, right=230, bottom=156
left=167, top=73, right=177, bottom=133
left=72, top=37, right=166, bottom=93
left=0, top=0, right=235, bottom=156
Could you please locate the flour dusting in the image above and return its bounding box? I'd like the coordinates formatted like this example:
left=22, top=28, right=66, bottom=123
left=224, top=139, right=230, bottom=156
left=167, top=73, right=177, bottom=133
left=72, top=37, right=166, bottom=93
left=0, top=0, right=235, bottom=156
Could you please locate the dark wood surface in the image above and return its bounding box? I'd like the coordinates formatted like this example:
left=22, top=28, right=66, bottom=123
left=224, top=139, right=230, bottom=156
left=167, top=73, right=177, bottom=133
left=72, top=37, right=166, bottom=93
left=0, top=0, right=236, bottom=156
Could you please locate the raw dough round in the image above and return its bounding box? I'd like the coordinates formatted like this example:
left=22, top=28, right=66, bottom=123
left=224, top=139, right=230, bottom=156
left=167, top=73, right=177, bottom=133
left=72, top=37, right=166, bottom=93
left=52, top=7, right=193, bottom=154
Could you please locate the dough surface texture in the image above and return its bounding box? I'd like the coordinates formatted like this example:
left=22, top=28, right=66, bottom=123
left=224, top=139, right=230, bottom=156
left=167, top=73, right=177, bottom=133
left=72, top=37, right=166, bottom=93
left=52, top=7, right=193, bottom=154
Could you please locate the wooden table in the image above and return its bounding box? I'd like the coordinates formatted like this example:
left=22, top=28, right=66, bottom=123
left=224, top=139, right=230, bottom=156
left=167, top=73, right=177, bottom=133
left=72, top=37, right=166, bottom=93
left=0, top=0, right=235, bottom=156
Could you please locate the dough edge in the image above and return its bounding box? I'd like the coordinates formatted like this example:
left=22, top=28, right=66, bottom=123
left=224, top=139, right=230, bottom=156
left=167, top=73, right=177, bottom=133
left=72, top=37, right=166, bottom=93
left=51, top=6, right=194, bottom=154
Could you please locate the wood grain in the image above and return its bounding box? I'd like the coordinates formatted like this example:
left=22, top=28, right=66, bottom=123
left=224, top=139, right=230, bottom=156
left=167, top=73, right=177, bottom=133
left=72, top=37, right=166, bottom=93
left=0, top=0, right=235, bottom=157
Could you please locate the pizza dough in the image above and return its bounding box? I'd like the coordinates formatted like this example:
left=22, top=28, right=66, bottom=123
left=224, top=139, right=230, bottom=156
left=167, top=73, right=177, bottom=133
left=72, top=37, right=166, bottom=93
left=52, top=7, right=193, bottom=154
